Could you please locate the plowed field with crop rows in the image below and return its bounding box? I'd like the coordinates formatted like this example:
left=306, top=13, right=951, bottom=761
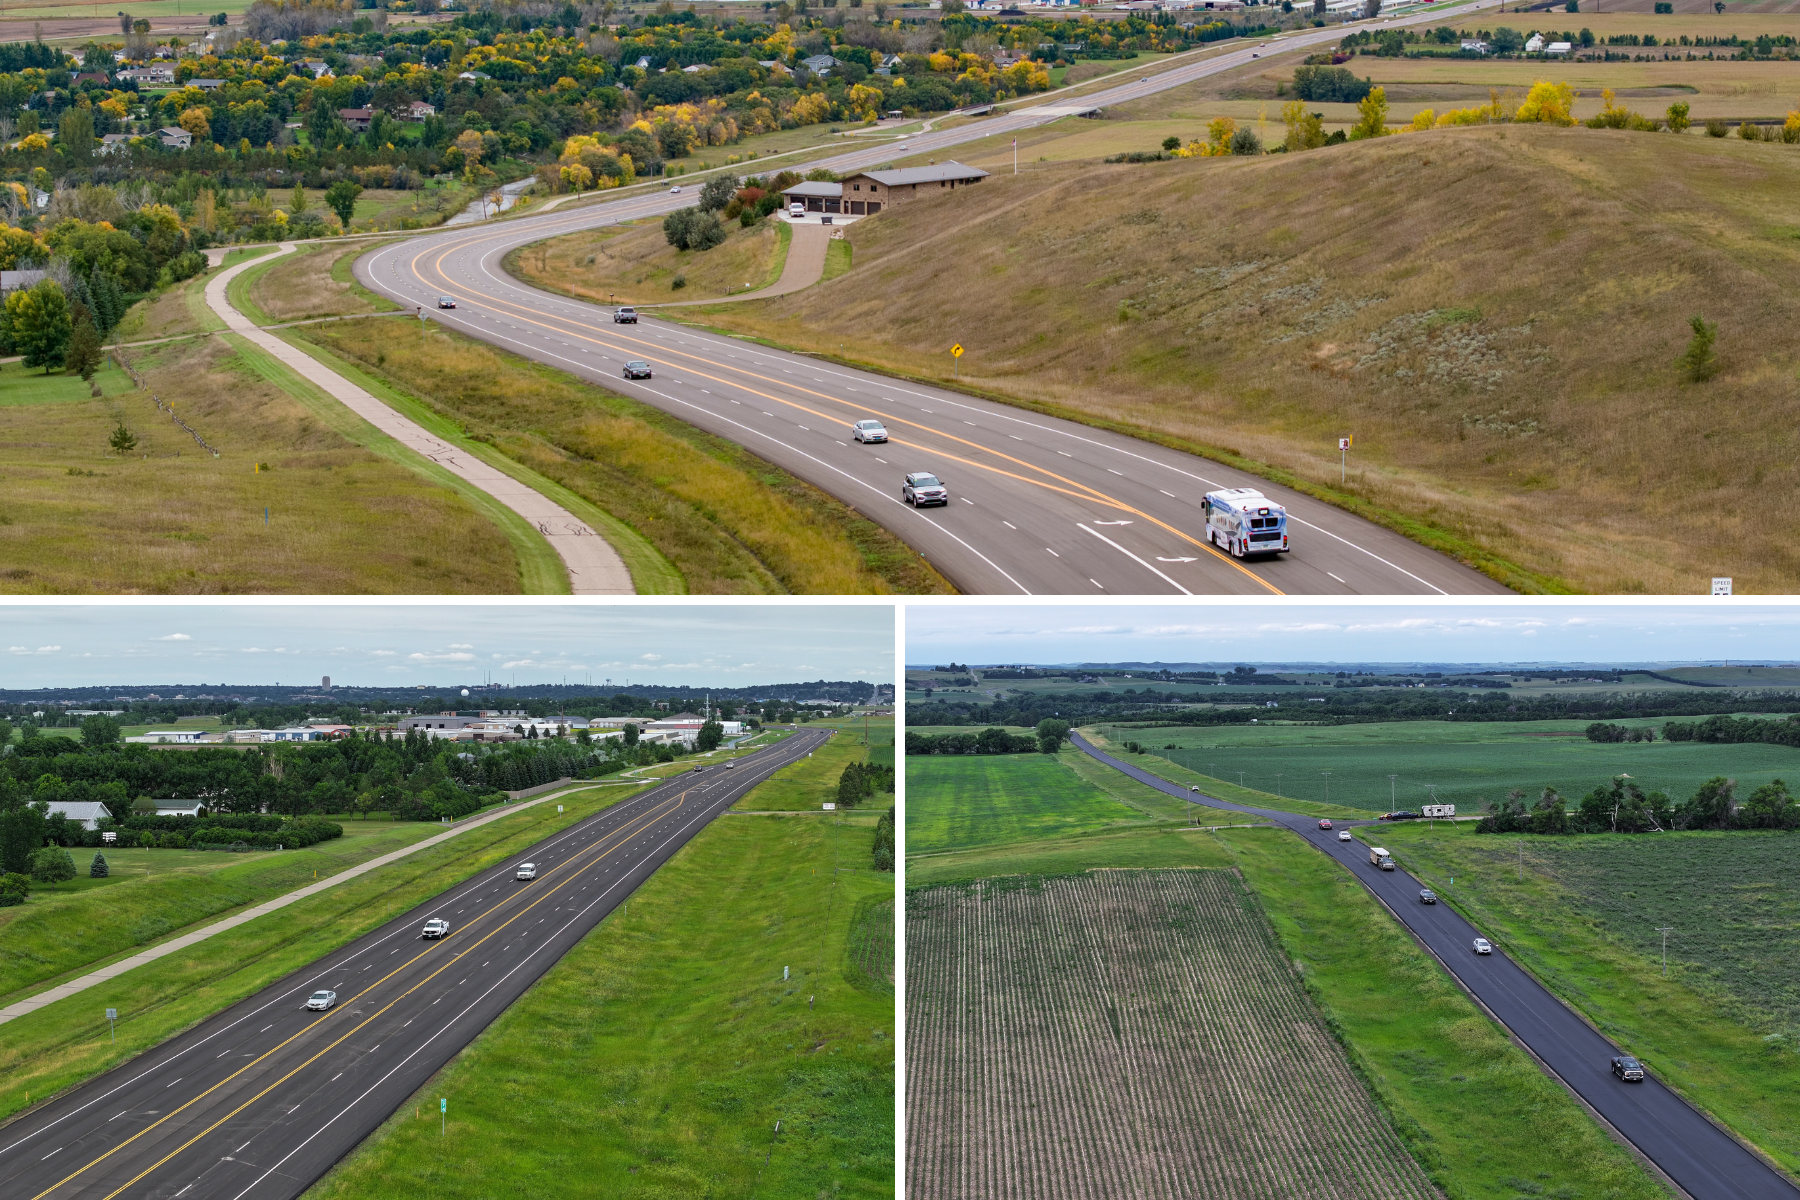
left=905, top=869, right=1440, bottom=1200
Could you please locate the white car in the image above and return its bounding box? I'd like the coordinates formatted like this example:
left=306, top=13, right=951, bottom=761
left=1189, top=785, right=1200, bottom=792
left=669, top=185, right=681, bottom=193
left=422, top=918, right=451, bottom=940
left=1473, top=938, right=1493, bottom=955
left=789, top=202, right=805, bottom=218
left=725, top=760, right=736, bottom=769
left=305, top=989, right=337, bottom=1011
left=516, top=862, right=537, bottom=880
left=852, top=419, right=888, bottom=443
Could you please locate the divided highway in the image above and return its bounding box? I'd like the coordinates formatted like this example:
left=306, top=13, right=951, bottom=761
left=0, top=729, right=829, bottom=1200
left=1074, top=732, right=1800, bottom=1200
left=354, top=1, right=1508, bottom=596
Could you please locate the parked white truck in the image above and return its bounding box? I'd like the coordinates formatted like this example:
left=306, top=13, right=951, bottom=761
left=1368, top=845, right=1396, bottom=870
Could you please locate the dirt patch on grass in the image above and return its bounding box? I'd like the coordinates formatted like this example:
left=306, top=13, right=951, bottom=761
left=293, top=317, right=954, bottom=594
left=0, top=336, right=521, bottom=593
left=508, top=216, right=783, bottom=306
left=696, top=127, right=1800, bottom=594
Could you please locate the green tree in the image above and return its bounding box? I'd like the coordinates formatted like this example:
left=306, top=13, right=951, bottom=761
left=697, top=718, right=724, bottom=751
left=58, top=105, right=95, bottom=163
left=80, top=714, right=120, bottom=747
left=6, top=279, right=72, bottom=373
left=291, top=182, right=309, bottom=215
left=697, top=173, right=738, bottom=212
left=0, top=871, right=29, bottom=906
left=29, top=844, right=77, bottom=883
left=324, top=179, right=363, bottom=227
left=872, top=806, right=893, bottom=871
left=623, top=722, right=639, bottom=746
left=1161, top=135, right=1181, bottom=152
left=109, top=421, right=138, bottom=456
left=66, top=316, right=102, bottom=381
left=1349, top=87, right=1391, bottom=140
left=1738, top=779, right=1796, bottom=829
left=1034, top=718, right=1070, bottom=754
left=90, top=851, right=109, bottom=878
left=1528, top=786, right=1567, bottom=834
left=1665, top=101, right=1690, bottom=132
left=1678, top=314, right=1718, bottom=381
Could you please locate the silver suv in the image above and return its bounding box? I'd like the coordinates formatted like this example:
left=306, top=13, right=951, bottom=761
left=903, top=472, right=948, bottom=507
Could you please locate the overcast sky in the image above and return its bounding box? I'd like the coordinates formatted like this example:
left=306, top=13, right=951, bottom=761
left=905, top=602, right=1800, bottom=666
left=0, top=603, right=894, bottom=688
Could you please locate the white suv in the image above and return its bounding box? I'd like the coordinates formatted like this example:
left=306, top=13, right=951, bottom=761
left=516, top=862, right=537, bottom=880
left=903, top=472, right=948, bottom=507
left=421, top=918, right=450, bottom=940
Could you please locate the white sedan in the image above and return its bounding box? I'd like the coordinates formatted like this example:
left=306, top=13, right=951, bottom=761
left=851, top=419, right=888, bottom=443
left=1337, top=830, right=1352, bottom=842
left=1473, top=938, right=1493, bottom=955
left=669, top=185, right=682, bottom=193
left=305, top=989, right=337, bottom=1011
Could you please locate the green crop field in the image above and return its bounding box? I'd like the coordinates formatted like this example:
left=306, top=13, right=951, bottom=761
left=308, top=808, right=893, bottom=1200
left=905, top=750, right=1176, bottom=855
left=1376, top=822, right=1800, bottom=1175
left=0, top=785, right=638, bottom=1123
left=1100, top=718, right=1800, bottom=813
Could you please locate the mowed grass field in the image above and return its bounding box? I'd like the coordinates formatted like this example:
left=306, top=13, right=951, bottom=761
left=907, top=869, right=1440, bottom=1200
left=701, top=126, right=1800, bottom=593
left=0, top=822, right=443, bottom=1005
left=1124, top=717, right=1800, bottom=812
left=509, top=216, right=789, bottom=306
left=0, top=785, right=635, bottom=1123
left=906, top=749, right=1184, bottom=854
left=1378, top=822, right=1800, bottom=1175
left=307, top=808, right=893, bottom=1199
left=0, top=332, right=527, bottom=593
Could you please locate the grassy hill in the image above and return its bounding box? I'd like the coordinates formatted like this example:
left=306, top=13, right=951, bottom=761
left=695, top=127, right=1800, bottom=593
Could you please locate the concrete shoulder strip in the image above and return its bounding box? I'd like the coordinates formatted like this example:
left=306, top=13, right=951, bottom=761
left=0, top=782, right=606, bottom=1027
left=202, top=244, right=633, bottom=596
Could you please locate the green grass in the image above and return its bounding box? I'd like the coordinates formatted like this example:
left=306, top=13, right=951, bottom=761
left=0, top=362, right=137, bottom=403
left=905, top=825, right=1240, bottom=888
left=1122, top=717, right=1800, bottom=813
left=0, top=784, right=639, bottom=1120
left=1212, top=825, right=1669, bottom=1200
left=821, top=237, right=852, bottom=282
left=273, top=330, right=682, bottom=595
left=1081, top=731, right=1370, bottom=819
left=0, top=823, right=444, bottom=1005
left=905, top=750, right=1169, bottom=855
left=734, top=728, right=869, bottom=811
left=1376, top=821, right=1800, bottom=1175
left=304, top=808, right=893, bottom=1200
left=222, top=331, right=569, bottom=594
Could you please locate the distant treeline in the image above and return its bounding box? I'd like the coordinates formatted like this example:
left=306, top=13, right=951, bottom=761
left=910, top=689, right=1800, bottom=730
left=1478, top=775, right=1797, bottom=835
left=837, top=761, right=896, bottom=808
left=905, top=723, right=1069, bottom=756
left=1661, top=714, right=1800, bottom=746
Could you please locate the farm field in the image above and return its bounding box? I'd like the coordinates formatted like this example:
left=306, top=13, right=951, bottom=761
left=907, top=869, right=1434, bottom=1200
left=1377, top=822, right=1800, bottom=1175
left=0, top=785, right=634, bottom=1125
left=905, top=750, right=1171, bottom=854
left=698, top=124, right=1800, bottom=593
left=1102, top=717, right=1800, bottom=812
left=307, top=807, right=893, bottom=1200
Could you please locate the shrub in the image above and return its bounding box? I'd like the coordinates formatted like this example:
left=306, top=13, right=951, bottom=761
left=166, top=250, right=207, bottom=282
left=1705, top=118, right=1729, bottom=137
left=662, top=207, right=725, bottom=251
left=0, top=872, right=29, bottom=906
left=28, top=845, right=76, bottom=883
left=1162, top=135, right=1181, bottom=152
left=1666, top=101, right=1690, bottom=132
left=1292, top=65, right=1372, bottom=103
left=739, top=208, right=759, bottom=228
left=90, top=851, right=108, bottom=878
left=1679, top=314, right=1719, bottom=381
left=1229, top=126, right=1263, bottom=155
left=697, top=173, right=738, bottom=212
left=672, top=273, right=687, bottom=289
left=1654, top=1, right=1671, bottom=11
left=1738, top=120, right=1761, bottom=141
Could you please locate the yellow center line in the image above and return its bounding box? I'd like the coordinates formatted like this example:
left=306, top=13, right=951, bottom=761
left=408, top=235, right=1282, bottom=594
left=36, top=788, right=689, bottom=1200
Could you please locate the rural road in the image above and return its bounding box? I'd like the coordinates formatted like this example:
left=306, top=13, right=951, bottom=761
left=0, top=729, right=830, bottom=1200
left=1073, top=733, right=1800, bottom=1200
left=355, top=1, right=1508, bottom=596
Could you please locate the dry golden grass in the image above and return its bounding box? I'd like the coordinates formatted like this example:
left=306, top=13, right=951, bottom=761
left=696, top=127, right=1800, bottom=594
left=245, top=242, right=401, bottom=324
left=294, top=317, right=954, bottom=594
left=0, top=336, right=521, bottom=593
left=508, top=217, right=783, bottom=306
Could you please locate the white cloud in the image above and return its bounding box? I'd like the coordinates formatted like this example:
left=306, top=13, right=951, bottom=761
left=36, top=645, right=60, bottom=653
left=640, top=653, right=663, bottom=661
left=371, top=650, right=397, bottom=657
left=408, top=651, right=475, bottom=663
left=449, top=643, right=474, bottom=650
left=156, top=633, right=192, bottom=642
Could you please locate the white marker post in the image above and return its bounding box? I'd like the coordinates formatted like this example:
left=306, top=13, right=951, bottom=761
left=1338, top=436, right=1352, bottom=484
left=106, top=1007, right=117, bottom=1043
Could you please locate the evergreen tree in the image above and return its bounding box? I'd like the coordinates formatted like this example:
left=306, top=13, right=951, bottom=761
left=90, top=851, right=109, bottom=878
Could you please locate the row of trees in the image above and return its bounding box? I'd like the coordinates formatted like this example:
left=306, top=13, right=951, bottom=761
left=1477, top=775, right=1799, bottom=835
left=905, top=720, right=1069, bottom=756
left=835, top=759, right=895, bottom=809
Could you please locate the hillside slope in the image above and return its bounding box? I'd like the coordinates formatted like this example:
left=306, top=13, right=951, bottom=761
left=700, top=127, right=1800, bottom=593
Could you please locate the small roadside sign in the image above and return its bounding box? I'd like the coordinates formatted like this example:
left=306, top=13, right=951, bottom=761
left=1712, top=577, right=1733, bottom=596
left=823, top=802, right=836, bottom=810
left=950, top=344, right=964, bottom=358
left=1338, top=436, right=1352, bottom=450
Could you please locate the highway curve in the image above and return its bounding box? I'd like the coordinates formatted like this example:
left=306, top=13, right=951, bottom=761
left=355, top=2, right=1510, bottom=596
left=0, top=728, right=830, bottom=1200
left=1074, top=732, right=1800, bottom=1200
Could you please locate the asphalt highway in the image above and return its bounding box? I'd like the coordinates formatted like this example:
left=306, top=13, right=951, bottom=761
left=1074, top=732, right=1800, bottom=1200
left=354, top=2, right=1510, bottom=596
left=0, top=728, right=830, bottom=1200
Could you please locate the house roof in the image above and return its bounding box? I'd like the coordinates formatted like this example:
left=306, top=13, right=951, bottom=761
left=852, top=161, right=989, bottom=187
left=780, top=180, right=843, bottom=198
left=48, top=801, right=112, bottom=823
left=0, top=270, right=45, bottom=292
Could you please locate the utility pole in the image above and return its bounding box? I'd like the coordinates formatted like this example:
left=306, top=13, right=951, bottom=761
left=1656, top=927, right=1674, bottom=977
left=1388, top=775, right=1397, bottom=809
left=1274, top=773, right=1283, bottom=798
left=1321, top=771, right=1331, bottom=806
